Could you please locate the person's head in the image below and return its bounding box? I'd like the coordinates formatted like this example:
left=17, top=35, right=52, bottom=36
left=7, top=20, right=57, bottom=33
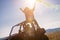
left=24, top=7, right=29, bottom=11
left=24, top=7, right=30, bottom=13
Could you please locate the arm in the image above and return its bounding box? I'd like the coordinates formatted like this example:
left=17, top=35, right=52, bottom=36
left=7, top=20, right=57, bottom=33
left=20, top=8, right=24, bottom=13
left=32, top=1, right=36, bottom=11
left=33, top=4, right=35, bottom=11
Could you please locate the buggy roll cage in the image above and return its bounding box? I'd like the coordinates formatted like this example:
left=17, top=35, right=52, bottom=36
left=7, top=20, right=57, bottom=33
left=9, top=21, right=26, bottom=37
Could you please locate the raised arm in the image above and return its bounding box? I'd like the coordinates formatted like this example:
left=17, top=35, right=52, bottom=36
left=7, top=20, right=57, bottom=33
left=20, top=8, right=24, bottom=13
left=32, top=1, right=36, bottom=11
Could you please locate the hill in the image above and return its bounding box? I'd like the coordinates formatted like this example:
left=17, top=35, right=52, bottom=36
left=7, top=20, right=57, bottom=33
left=46, top=28, right=60, bottom=40
left=46, top=28, right=60, bottom=33
left=46, top=31, right=60, bottom=40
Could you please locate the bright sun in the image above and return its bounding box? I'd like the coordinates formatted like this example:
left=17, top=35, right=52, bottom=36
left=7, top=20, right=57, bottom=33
left=26, top=0, right=36, bottom=9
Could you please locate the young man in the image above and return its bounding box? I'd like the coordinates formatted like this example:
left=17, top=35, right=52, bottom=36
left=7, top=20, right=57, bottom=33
left=20, top=6, right=35, bottom=22
left=20, top=5, right=40, bottom=31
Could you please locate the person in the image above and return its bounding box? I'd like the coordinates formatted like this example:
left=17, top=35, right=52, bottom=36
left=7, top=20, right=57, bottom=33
left=20, top=4, right=40, bottom=31
left=19, top=5, right=47, bottom=40
left=20, top=6, right=35, bottom=22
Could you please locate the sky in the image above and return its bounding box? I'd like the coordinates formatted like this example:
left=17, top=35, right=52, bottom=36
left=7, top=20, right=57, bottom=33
left=0, top=0, right=60, bottom=38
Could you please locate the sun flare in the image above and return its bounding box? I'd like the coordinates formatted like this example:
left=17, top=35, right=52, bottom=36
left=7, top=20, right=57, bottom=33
left=26, top=0, right=36, bottom=9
